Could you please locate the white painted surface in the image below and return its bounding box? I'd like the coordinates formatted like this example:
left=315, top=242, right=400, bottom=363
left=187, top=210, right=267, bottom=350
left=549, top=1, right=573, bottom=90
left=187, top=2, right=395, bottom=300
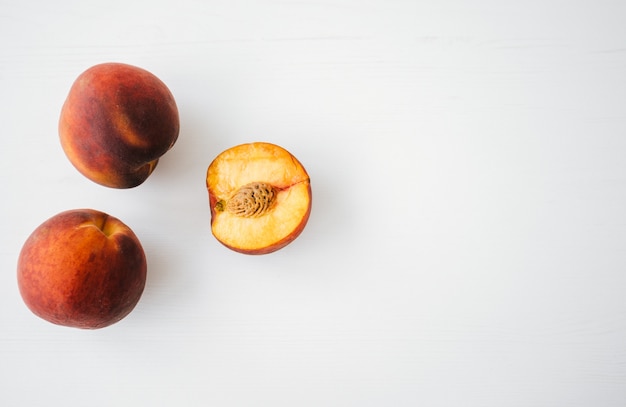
left=1, top=1, right=626, bottom=406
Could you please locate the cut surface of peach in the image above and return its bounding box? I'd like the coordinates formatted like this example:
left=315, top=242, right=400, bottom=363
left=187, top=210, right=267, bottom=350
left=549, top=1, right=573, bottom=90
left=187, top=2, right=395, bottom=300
left=206, top=142, right=312, bottom=254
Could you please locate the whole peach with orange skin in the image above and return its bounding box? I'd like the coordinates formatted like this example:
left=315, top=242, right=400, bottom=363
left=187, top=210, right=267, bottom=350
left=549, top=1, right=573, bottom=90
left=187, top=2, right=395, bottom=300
left=17, top=209, right=147, bottom=329
left=206, top=142, right=312, bottom=255
left=59, top=62, right=179, bottom=188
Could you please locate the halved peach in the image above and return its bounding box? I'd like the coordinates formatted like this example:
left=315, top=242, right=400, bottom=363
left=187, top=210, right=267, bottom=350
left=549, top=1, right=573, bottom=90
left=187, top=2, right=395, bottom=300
left=206, top=142, right=312, bottom=254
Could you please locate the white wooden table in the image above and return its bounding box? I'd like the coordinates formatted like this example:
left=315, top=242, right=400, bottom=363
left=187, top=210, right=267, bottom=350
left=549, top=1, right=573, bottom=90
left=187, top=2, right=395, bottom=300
left=1, top=1, right=625, bottom=405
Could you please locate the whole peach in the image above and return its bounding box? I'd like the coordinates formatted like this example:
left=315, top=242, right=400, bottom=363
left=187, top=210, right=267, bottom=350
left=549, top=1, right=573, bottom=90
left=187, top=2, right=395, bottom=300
left=17, top=209, right=147, bottom=329
left=59, top=62, right=179, bottom=188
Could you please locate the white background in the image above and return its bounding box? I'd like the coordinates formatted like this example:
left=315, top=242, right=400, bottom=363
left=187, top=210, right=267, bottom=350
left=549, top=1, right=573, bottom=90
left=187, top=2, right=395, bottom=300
left=1, top=0, right=626, bottom=406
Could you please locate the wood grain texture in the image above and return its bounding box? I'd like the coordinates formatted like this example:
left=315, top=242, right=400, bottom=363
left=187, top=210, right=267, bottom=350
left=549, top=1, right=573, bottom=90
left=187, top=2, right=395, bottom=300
left=1, top=0, right=625, bottom=406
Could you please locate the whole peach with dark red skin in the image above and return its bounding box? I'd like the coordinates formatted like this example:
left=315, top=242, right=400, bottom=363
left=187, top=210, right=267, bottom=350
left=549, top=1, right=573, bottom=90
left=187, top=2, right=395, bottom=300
left=59, top=62, right=179, bottom=188
left=17, top=209, right=147, bottom=329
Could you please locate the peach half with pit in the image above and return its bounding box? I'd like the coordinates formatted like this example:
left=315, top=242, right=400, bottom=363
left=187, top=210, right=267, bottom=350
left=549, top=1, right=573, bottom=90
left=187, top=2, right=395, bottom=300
left=206, top=142, right=312, bottom=254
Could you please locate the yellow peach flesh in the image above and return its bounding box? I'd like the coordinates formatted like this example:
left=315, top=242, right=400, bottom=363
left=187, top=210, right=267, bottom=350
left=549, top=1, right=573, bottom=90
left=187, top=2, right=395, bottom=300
left=212, top=182, right=310, bottom=251
left=207, top=142, right=312, bottom=254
